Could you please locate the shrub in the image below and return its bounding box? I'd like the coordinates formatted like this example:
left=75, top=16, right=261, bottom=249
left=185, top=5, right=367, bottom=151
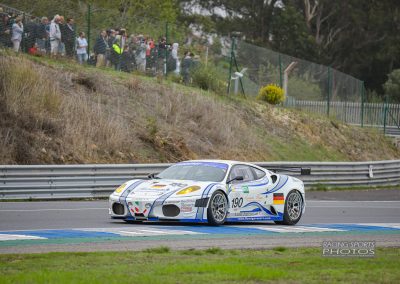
left=191, top=64, right=226, bottom=95
left=257, top=84, right=285, bottom=105
left=167, top=72, right=183, bottom=84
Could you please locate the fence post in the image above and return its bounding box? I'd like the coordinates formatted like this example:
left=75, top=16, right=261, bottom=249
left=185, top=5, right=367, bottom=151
left=164, top=21, right=168, bottom=75
left=327, top=67, right=332, bottom=117
left=383, top=95, right=388, bottom=134
left=87, top=4, right=91, bottom=54
left=278, top=54, right=283, bottom=88
left=361, top=81, right=365, bottom=127
left=226, top=37, right=235, bottom=94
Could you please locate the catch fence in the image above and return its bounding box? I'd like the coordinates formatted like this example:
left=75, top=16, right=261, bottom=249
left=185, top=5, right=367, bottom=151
left=1, top=2, right=398, bottom=131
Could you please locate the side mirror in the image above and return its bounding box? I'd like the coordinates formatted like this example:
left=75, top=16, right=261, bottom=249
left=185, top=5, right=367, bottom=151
left=301, top=168, right=311, bottom=175
left=227, top=175, right=244, bottom=184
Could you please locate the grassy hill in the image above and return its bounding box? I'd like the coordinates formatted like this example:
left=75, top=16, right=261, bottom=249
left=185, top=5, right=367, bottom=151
left=0, top=50, right=399, bottom=164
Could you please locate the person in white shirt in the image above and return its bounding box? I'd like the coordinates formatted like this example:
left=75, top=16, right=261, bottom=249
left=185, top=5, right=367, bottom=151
left=171, top=43, right=180, bottom=74
left=49, top=15, right=61, bottom=56
left=11, top=17, right=23, bottom=52
left=76, top=31, right=88, bottom=64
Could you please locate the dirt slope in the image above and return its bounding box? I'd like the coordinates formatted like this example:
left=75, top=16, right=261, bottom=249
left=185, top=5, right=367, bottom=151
left=0, top=52, right=399, bottom=164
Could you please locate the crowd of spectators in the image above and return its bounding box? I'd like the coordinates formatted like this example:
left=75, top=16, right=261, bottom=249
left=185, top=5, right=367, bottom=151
left=0, top=8, right=198, bottom=81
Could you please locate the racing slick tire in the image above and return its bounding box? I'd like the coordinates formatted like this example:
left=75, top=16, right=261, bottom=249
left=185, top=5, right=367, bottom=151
left=274, top=189, right=303, bottom=225
left=207, top=190, right=228, bottom=226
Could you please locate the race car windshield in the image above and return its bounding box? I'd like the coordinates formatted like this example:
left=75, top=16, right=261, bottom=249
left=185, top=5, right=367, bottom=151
left=157, top=162, right=228, bottom=182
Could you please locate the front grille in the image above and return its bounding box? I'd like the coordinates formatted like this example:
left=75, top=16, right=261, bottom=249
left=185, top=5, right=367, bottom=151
left=112, top=203, right=125, bottom=215
left=162, top=204, right=180, bottom=217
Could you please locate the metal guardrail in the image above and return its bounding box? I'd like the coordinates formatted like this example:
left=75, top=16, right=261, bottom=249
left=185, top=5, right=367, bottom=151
left=1, top=160, right=399, bottom=199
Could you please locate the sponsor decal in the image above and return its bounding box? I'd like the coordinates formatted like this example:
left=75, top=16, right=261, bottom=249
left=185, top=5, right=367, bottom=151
left=181, top=206, right=194, bottom=213
left=242, top=185, right=249, bottom=193
left=273, top=193, right=284, bottom=205
left=229, top=212, right=258, bottom=217
left=170, top=183, right=188, bottom=188
left=181, top=200, right=195, bottom=213
left=151, top=184, right=167, bottom=189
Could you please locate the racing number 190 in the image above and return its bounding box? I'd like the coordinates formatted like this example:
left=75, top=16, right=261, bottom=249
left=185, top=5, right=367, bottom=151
left=232, top=197, right=243, bottom=208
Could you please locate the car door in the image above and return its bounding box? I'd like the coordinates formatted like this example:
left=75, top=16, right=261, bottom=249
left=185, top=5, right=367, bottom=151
left=227, top=164, right=271, bottom=219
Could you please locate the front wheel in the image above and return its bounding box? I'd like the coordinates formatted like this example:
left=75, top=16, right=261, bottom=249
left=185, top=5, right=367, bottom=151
left=207, top=191, right=228, bottom=226
left=274, top=189, right=303, bottom=225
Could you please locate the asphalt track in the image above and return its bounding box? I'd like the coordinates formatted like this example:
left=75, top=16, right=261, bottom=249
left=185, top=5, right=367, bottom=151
left=0, top=189, right=399, bottom=253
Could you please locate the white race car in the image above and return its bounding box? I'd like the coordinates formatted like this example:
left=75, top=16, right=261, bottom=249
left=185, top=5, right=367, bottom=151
left=109, top=160, right=308, bottom=225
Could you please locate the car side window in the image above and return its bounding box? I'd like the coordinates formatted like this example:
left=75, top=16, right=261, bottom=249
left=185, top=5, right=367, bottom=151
left=229, top=165, right=256, bottom=184
left=252, top=167, right=266, bottom=180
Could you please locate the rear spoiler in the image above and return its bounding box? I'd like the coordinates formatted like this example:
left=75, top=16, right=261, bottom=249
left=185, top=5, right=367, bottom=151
left=269, top=167, right=311, bottom=175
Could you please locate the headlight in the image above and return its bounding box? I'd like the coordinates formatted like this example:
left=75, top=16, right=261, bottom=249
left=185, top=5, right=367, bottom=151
left=176, top=186, right=201, bottom=195
left=114, top=183, right=127, bottom=194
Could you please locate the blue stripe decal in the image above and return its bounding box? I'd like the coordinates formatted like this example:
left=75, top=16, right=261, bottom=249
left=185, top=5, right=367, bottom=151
left=119, top=180, right=145, bottom=204
left=120, top=180, right=146, bottom=218
left=262, top=175, right=289, bottom=195
left=196, top=183, right=219, bottom=221
left=240, top=201, right=281, bottom=217
left=249, top=179, right=269, bottom=187
left=148, top=184, right=192, bottom=216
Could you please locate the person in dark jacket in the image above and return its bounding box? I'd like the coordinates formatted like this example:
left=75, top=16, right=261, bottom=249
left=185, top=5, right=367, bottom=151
left=61, top=18, right=75, bottom=57
left=24, top=16, right=37, bottom=50
left=106, top=29, right=116, bottom=67
left=0, top=13, right=12, bottom=47
left=93, top=30, right=108, bottom=67
left=181, top=51, right=194, bottom=84
left=120, top=45, right=136, bottom=73
left=35, top=17, right=49, bottom=53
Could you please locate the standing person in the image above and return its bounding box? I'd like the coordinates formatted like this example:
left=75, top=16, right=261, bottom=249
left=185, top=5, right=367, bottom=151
left=146, top=37, right=155, bottom=70
left=61, top=18, right=75, bottom=57
left=135, top=35, right=146, bottom=72
left=156, top=37, right=167, bottom=74
left=76, top=31, right=88, bottom=64
left=49, top=15, right=61, bottom=57
left=181, top=51, right=193, bottom=84
left=106, top=29, right=116, bottom=67
left=111, top=35, right=123, bottom=70
left=57, top=16, right=66, bottom=56
left=35, top=17, right=48, bottom=53
left=93, top=30, right=108, bottom=67
left=171, top=43, right=180, bottom=74
left=0, top=14, right=12, bottom=47
left=24, top=16, right=37, bottom=50
left=11, top=17, right=23, bottom=52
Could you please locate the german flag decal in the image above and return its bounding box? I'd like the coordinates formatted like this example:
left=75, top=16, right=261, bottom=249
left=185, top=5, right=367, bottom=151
left=273, top=193, right=285, bottom=205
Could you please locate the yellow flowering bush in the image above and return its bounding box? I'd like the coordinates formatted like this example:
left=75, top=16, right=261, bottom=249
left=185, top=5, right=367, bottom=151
left=257, top=84, right=285, bottom=105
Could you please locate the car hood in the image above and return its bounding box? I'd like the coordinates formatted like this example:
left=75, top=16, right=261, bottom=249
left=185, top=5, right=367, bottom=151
left=126, top=179, right=215, bottom=200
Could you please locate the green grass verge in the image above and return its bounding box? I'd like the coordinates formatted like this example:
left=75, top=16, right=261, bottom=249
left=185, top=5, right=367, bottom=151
left=0, top=247, right=399, bottom=283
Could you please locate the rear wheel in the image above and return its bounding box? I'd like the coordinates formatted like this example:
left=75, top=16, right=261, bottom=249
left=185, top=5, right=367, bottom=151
left=207, top=191, right=228, bottom=226
left=274, top=190, right=303, bottom=225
